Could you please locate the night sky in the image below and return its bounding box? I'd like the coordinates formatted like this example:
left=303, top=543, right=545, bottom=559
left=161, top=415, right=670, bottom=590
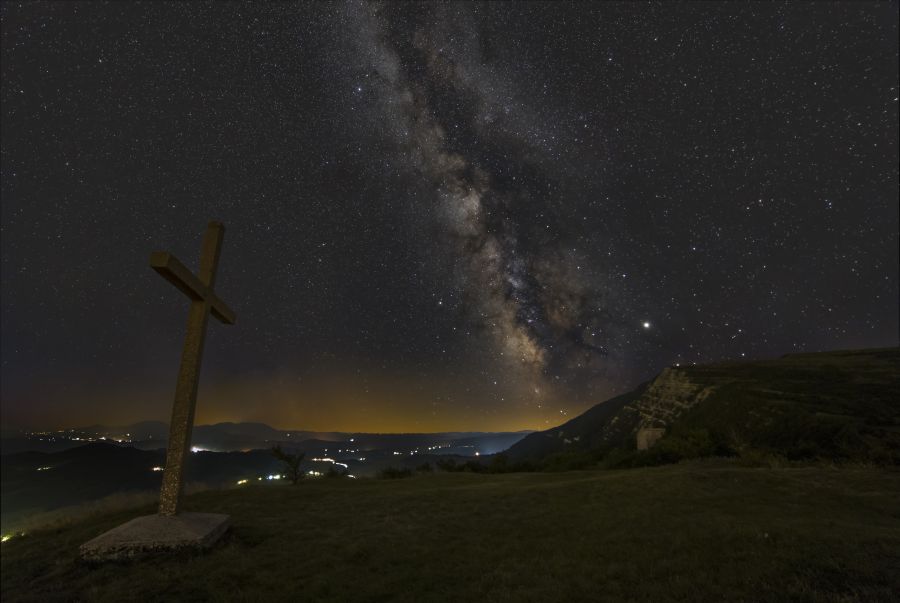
left=1, top=2, right=897, bottom=432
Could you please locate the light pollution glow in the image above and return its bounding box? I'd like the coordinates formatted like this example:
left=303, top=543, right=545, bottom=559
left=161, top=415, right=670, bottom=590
left=1, top=367, right=620, bottom=433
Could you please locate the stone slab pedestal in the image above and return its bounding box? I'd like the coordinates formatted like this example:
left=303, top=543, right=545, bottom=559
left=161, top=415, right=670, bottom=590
left=80, top=512, right=230, bottom=561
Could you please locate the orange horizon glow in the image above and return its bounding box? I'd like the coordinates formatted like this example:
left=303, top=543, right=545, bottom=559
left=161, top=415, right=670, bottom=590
left=0, top=368, right=615, bottom=434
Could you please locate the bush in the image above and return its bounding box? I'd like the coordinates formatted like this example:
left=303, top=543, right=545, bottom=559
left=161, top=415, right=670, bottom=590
left=600, top=429, right=736, bottom=469
left=540, top=450, right=599, bottom=472
left=510, top=460, right=538, bottom=472
left=489, top=454, right=509, bottom=473
left=434, top=458, right=489, bottom=473
left=431, top=455, right=538, bottom=474
left=737, top=449, right=788, bottom=468
left=379, top=466, right=413, bottom=479
left=435, top=458, right=458, bottom=472
left=325, top=466, right=348, bottom=478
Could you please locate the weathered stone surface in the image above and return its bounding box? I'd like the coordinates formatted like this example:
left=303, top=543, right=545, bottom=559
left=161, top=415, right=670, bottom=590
left=80, top=513, right=230, bottom=561
left=636, top=427, right=666, bottom=450
left=592, top=368, right=719, bottom=444
left=633, top=367, right=717, bottom=427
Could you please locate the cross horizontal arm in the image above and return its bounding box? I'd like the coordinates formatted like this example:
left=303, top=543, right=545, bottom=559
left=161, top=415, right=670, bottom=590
left=209, top=294, right=236, bottom=325
left=150, top=252, right=205, bottom=300
left=150, top=252, right=236, bottom=325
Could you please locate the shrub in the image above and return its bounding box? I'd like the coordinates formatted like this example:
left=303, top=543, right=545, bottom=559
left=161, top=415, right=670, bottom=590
left=510, top=460, right=538, bottom=472
left=489, top=454, right=509, bottom=473
left=540, top=450, right=598, bottom=472
left=737, top=449, right=788, bottom=468
left=600, top=429, right=735, bottom=469
left=435, top=458, right=487, bottom=472
left=435, top=458, right=458, bottom=472
left=599, top=447, right=639, bottom=469
left=325, top=466, right=348, bottom=478
left=379, top=466, right=413, bottom=479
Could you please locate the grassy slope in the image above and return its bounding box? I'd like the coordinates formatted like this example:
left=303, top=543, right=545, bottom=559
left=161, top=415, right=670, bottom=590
left=505, top=385, right=648, bottom=461
left=671, top=349, right=900, bottom=462
left=508, top=348, right=900, bottom=465
left=2, top=463, right=899, bottom=603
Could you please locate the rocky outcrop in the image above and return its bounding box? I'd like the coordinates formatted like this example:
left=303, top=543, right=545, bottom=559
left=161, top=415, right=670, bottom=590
left=505, top=347, right=900, bottom=463
left=587, top=367, right=719, bottom=445
left=630, top=368, right=718, bottom=428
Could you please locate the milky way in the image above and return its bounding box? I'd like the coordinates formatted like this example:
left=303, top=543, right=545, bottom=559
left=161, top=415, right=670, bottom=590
left=1, top=2, right=897, bottom=430
left=349, top=3, right=626, bottom=407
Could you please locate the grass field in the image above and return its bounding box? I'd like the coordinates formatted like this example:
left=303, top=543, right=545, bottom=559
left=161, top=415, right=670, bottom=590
left=2, top=462, right=899, bottom=602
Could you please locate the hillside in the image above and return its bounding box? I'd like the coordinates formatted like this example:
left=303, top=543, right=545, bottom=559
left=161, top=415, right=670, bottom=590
left=1, top=430, right=531, bottom=530
left=0, top=444, right=287, bottom=529
left=507, top=348, right=900, bottom=463
left=2, top=463, right=899, bottom=602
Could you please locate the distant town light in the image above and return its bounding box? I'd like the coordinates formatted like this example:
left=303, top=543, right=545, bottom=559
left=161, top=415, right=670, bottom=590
left=151, top=466, right=164, bottom=472
left=236, top=479, right=248, bottom=485
left=1, top=532, right=23, bottom=543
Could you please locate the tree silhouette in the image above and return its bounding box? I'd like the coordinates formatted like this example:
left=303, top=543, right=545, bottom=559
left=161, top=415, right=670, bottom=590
left=271, top=444, right=305, bottom=484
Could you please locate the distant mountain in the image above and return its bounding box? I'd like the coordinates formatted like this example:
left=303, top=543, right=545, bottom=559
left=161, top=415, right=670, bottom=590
left=1, top=421, right=169, bottom=455
left=507, top=348, right=900, bottom=464
left=79, top=421, right=170, bottom=440
left=118, top=420, right=170, bottom=440
left=3, top=420, right=531, bottom=456
left=269, top=431, right=531, bottom=456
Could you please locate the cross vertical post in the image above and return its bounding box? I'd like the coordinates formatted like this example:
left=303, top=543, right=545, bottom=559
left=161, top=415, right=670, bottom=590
left=152, top=221, right=235, bottom=516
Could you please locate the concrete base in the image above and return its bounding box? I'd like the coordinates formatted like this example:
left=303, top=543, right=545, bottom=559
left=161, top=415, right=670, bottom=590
left=80, top=512, right=230, bottom=561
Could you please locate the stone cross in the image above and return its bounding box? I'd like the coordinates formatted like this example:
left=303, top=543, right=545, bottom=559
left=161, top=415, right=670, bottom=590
left=151, top=221, right=235, bottom=516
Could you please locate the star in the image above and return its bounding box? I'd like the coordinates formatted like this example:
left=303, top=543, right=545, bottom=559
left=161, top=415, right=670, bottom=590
left=0, top=1, right=895, bottom=433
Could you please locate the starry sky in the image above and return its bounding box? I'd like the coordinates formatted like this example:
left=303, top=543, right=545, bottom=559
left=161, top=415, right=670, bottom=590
left=1, top=2, right=898, bottom=432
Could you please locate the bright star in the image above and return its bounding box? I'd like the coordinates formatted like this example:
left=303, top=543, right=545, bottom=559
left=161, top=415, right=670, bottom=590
left=642, top=321, right=651, bottom=329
